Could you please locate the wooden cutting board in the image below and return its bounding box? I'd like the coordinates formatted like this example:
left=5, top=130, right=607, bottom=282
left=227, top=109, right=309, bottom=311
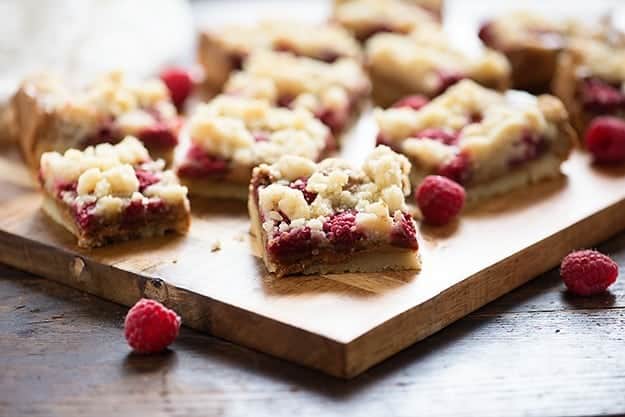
left=2, top=127, right=625, bottom=378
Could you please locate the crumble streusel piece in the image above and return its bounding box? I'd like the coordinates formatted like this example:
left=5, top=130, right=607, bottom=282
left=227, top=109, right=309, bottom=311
left=553, top=36, right=625, bottom=138
left=333, top=0, right=441, bottom=42
left=479, top=11, right=620, bottom=92
left=223, top=50, right=371, bottom=135
left=176, top=95, right=333, bottom=200
left=12, top=70, right=181, bottom=171
left=39, top=136, right=190, bottom=248
left=366, top=24, right=511, bottom=106
left=375, top=80, right=576, bottom=202
left=198, top=20, right=362, bottom=92
left=249, top=145, right=420, bottom=276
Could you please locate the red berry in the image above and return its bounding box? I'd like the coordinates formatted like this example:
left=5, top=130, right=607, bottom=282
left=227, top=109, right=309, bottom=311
left=437, top=152, right=472, bottom=184
left=160, top=67, right=193, bottom=110
left=415, top=128, right=459, bottom=145
left=124, top=298, right=181, bottom=353
left=585, top=116, right=625, bottom=164
left=416, top=175, right=466, bottom=226
left=267, top=227, right=315, bottom=261
left=289, top=178, right=317, bottom=204
left=390, top=211, right=419, bottom=249
left=392, top=95, right=430, bottom=111
left=560, top=250, right=619, bottom=296
left=581, top=78, right=625, bottom=112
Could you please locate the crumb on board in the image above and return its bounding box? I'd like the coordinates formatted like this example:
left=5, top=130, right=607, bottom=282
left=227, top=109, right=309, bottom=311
left=211, top=240, right=221, bottom=252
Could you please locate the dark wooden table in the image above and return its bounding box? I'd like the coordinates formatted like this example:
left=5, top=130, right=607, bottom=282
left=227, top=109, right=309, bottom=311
left=2, top=232, right=624, bottom=417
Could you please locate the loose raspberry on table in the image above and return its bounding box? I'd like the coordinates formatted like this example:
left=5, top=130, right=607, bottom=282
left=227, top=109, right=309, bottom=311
left=560, top=250, right=619, bottom=296
left=390, top=212, right=419, bottom=249
left=584, top=116, right=625, bottom=164
left=323, top=210, right=365, bottom=249
left=124, top=298, right=181, bottom=353
left=160, top=67, right=194, bottom=110
left=392, top=95, right=430, bottom=111
left=416, top=175, right=466, bottom=226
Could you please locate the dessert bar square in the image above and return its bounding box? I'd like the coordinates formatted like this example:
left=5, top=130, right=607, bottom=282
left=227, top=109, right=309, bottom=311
left=375, top=80, right=576, bottom=203
left=478, top=11, right=613, bottom=93
left=176, top=95, right=333, bottom=200
left=553, top=37, right=625, bottom=137
left=366, top=24, right=511, bottom=107
left=249, top=146, right=421, bottom=276
left=333, top=0, right=441, bottom=42
left=39, top=136, right=190, bottom=248
left=223, top=50, right=371, bottom=135
left=198, top=20, right=362, bottom=93
left=11, top=71, right=181, bottom=170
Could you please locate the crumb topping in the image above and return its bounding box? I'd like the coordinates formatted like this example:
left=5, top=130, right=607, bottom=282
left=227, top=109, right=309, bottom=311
left=205, top=20, right=361, bottom=61
left=366, top=26, right=510, bottom=95
left=375, top=80, right=566, bottom=176
left=23, top=71, right=178, bottom=137
left=187, top=95, right=330, bottom=166
left=224, top=51, right=370, bottom=114
left=334, top=0, right=437, bottom=38
left=40, top=137, right=187, bottom=217
left=254, top=146, right=412, bottom=241
left=568, top=38, right=625, bottom=84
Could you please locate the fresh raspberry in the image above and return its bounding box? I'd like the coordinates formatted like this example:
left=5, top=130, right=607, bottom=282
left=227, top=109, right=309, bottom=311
left=560, top=250, right=619, bottom=296
left=416, top=175, right=466, bottom=225
left=160, top=67, right=194, bottom=110
left=390, top=212, right=419, bottom=249
left=437, top=152, right=472, bottom=185
left=137, top=123, right=179, bottom=148
left=415, top=128, right=459, bottom=145
left=584, top=116, right=625, bottom=164
left=289, top=178, right=317, bottom=204
left=267, top=227, right=315, bottom=261
left=323, top=210, right=365, bottom=249
left=581, top=78, right=625, bottom=113
left=392, top=95, right=430, bottom=111
left=124, top=298, right=181, bottom=354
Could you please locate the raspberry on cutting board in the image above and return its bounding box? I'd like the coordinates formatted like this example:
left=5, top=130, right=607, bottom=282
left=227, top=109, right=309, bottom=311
left=415, top=175, right=466, bottom=226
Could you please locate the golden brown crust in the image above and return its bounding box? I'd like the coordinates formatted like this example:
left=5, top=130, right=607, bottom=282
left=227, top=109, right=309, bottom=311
left=197, top=31, right=238, bottom=95
left=503, top=45, right=560, bottom=93
left=551, top=49, right=588, bottom=136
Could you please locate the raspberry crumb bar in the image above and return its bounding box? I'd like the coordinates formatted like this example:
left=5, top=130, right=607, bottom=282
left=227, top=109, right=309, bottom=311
left=39, top=137, right=190, bottom=248
left=198, top=21, right=362, bottom=93
left=366, top=24, right=510, bottom=107
left=376, top=80, right=576, bottom=202
left=249, top=146, right=420, bottom=276
left=552, top=37, right=625, bottom=138
left=176, top=95, right=333, bottom=200
left=224, top=50, right=371, bottom=135
left=333, top=0, right=441, bottom=42
left=478, top=11, right=612, bottom=92
left=12, top=71, right=181, bottom=170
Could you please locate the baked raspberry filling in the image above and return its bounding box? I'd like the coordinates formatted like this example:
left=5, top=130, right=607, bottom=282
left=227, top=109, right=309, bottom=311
left=323, top=210, right=365, bottom=250
left=177, top=144, right=229, bottom=178
left=289, top=178, right=317, bottom=204
left=72, top=201, right=97, bottom=232
left=85, top=118, right=121, bottom=146
left=436, top=71, right=466, bottom=95
left=508, top=132, right=548, bottom=167
left=315, top=107, right=349, bottom=134
left=122, top=199, right=168, bottom=226
left=437, top=152, right=472, bottom=185
left=390, top=212, right=419, bottom=249
left=136, top=123, right=179, bottom=148
left=415, top=128, right=459, bottom=146
left=135, top=169, right=161, bottom=192
left=581, top=78, right=625, bottom=113
left=477, top=21, right=495, bottom=47
left=267, top=227, right=316, bottom=261
left=392, top=95, right=430, bottom=111
left=55, top=180, right=77, bottom=196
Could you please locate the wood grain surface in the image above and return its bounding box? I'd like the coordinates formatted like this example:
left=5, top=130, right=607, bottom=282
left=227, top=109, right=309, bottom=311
left=2, top=236, right=624, bottom=417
